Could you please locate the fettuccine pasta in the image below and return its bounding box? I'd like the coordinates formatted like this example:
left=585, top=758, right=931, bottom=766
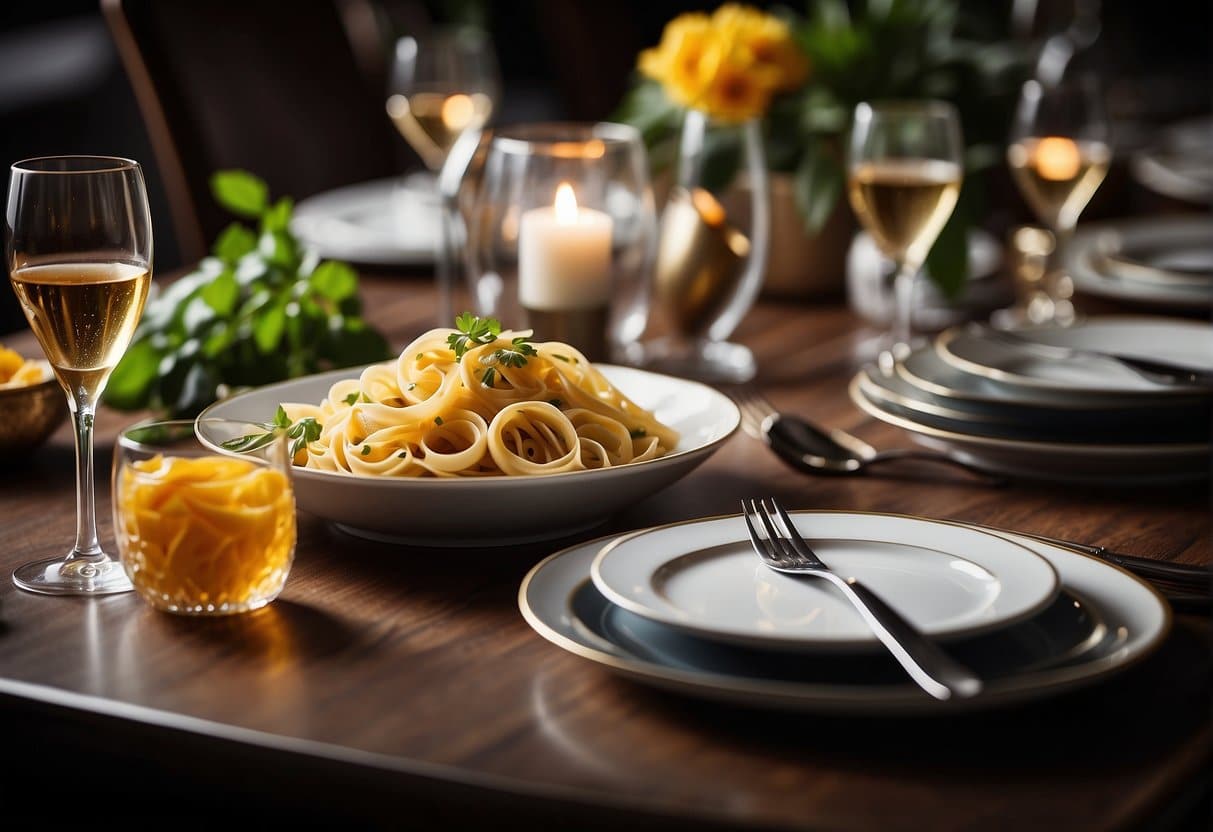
left=279, top=321, right=679, bottom=477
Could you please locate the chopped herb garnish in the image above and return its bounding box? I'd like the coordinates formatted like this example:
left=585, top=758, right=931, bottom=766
left=406, top=383, right=416, bottom=391
left=629, top=427, right=647, bottom=439
left=481, top=367, right=497, bottom=388
left=360, top=444, right=371, bottom=456
left=362, top=392, right=372, bottom=403
left=434, top=416, right=444, bottom=425
left=494, top=336, right=538, bottom=368
left=416, top=353, right=424, bottom=361
left=398, top=452, right=407, bottom=459
left=343, top=392, right=360, bottom=405
left=551, top=353, right=570, bottom=363
left=446, top=312, right=501, bottom=361
left=221, top=406, right=321, bottom=459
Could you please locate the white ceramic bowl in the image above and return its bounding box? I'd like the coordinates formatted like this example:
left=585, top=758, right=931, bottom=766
left=197, top=364, right=739, bottom=546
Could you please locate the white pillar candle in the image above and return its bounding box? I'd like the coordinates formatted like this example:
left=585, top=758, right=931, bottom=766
left=518, top=182, right=613, bottom=310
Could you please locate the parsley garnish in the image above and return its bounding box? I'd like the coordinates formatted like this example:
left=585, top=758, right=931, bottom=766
left=343, top=392, right=360, bottom=405
left=406, top=383, right=416, bottom=391
left=221, top=405, right=321, bottom=459
left=434, top=416, right=444, bottom=425
left=360, top=444, right=371, bottom=456
left=494, top=336, right=538, bottom=368
left=447, top=312, right=501, bottom=361
left=551, top=353, right=571, bottom=363
left=481, top=367, right=497, bottom=388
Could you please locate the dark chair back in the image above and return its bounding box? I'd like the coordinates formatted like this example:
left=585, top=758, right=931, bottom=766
left=102, top=0, right=399, bottom=262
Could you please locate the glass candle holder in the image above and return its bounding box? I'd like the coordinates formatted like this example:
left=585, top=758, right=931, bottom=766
left=113, top=419, right=297, bottom=616
left=465, top=122, right=657, bottom=361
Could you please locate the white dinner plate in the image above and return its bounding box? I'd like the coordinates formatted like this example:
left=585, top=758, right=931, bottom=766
left=292, top=176, right=439, bottom=266
left=851, top=376, right=1210, bottom=484
left=196, top=364, right=739, bottom=546
left=935, top=318, right=1213, bottom=398
left=1064, top=217, right=1213, bottom=310
left=589, top=513, right=1058, bottom=651
left=519, top=513, right=1171, bottom=714
left=1130, top=117, right=1213, bottom=204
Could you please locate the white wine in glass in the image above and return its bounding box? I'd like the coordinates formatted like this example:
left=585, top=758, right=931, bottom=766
left=386, top=28, right=499, bottom=174
left=6, top=157, right=152, bottom=595
left=848, top=102, right=964, bottom=359
left=1005, top=75, right=1109, bottom=324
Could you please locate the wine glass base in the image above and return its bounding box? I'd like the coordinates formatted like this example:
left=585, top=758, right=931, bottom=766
left=12, top=553, right=133, bottom=596
left=625, top=336, right=756, bottom=384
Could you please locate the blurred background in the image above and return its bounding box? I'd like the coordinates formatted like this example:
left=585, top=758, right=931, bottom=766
left=0, top=0, right=1208, bottom=334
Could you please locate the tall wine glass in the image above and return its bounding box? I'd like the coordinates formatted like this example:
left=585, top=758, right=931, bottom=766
left=385, top=27, right=500, bottom=187
left=847, top=101, right=963, bottom=362
left=5, top=156, right=152, bottom=594
left=1005, top=73, right=1109, bottom=325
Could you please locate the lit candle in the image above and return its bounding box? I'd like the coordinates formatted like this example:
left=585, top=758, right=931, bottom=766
left=1032, top=136, right=1081, bottom=181
left=518, top=182, right=613, bottom=310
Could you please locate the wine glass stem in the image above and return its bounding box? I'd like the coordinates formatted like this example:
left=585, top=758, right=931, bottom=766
left=892, top=262, right=918, bottom=353
left=68, top=394, right=103, bottom=559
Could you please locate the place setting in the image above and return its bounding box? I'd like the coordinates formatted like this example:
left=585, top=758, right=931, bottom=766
left=2, top=2, right=1211, bottom=828
left=519, top=498, right=1171, bottom=714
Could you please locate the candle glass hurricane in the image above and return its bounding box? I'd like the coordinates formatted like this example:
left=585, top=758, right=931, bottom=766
left=465, top=122, right=657, bottom=361
left=630, top=109, right=770, bottom=383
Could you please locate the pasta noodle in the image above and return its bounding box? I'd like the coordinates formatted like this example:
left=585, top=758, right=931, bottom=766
left=279, top=323, right=679, bottom=478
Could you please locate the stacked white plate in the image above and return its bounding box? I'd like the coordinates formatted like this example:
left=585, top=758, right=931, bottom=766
left=518, top=511, right=1171, bottom=715
left=291, top=176, right=440, bottom=266
left=1064, top=216, right=1213, bottom=310
left=849, top=317, right=1213, bottom=484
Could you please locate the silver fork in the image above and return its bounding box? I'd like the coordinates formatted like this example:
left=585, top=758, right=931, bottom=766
left=741, top=497, right=984, bottom=701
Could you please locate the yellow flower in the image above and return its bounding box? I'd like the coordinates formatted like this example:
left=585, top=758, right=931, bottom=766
left=696, top=34, right=774, bottom=123
left=637, top=4, right=810, bottom=122
left=712, top=3, right=809, bottom=91
left=638, top=12, right=715, bottom=109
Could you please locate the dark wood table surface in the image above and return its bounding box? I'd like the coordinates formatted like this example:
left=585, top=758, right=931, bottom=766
left=1, top=275, right=1209, bottom=830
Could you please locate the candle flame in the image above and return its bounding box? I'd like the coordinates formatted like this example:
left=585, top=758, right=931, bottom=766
left=1034, top=136, right=1082, bottom=181
left=442, top=94, right=474, bottom=130
left=555, top=182, right=578, bottom=223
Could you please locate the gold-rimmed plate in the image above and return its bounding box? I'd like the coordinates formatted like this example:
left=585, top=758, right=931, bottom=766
left=518, top=513, right=1169, bottom=715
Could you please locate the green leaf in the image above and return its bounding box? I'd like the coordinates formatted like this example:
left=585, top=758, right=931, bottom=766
left=259, top=230, right=297, bottom=269
left=309, top=261, right=358, bottom=302
left=261, top=197, right=293, bottom=233
left=103, top=339, right=163, bottom=410
left=210, top=170, right=268, bottom=218
left=254, top=303, right=286, bottom=353
left=924, top=209, right=969, bottom=300
left=274, top=406, right=291, bottom=428
left=213, top=223, right=257, bottom=263
left=199, top=269, right=239, bottom=316
left=792, top=144, right=844, bottom=234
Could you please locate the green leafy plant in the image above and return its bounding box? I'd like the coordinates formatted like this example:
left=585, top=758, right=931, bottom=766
left=615, top=0, right=1029, bottom=297
left=105, top=170, right=391, bottom=416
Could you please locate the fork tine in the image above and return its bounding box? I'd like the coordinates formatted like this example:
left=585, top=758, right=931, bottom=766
left=751, top=498, right=795, bottom=564
left=731, top=386, right=777, bottom=440
left=766, top=498, right=818, bottom=563
left=741, top=499, right=775, bottom=562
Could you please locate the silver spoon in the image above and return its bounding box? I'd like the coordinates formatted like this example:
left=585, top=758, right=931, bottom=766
left=735, top=390, right=1001, bottom=482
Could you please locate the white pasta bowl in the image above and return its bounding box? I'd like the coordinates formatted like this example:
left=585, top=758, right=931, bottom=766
left=196, top=364, right=739, bottom=545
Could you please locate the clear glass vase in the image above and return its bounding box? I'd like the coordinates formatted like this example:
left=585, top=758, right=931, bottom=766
left=629, top=108, right=770, bottom=383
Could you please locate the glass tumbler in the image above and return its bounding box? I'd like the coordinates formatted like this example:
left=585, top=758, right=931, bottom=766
left=113, top=419, right=297, bottom=616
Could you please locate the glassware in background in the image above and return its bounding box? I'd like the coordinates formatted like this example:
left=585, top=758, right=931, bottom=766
left=386, top=26, right=500, bottom=326
left=632, top=109, right=770, bottom=384
left=466, top=122, right=657, bottom=362
left=113, top=419, right=296, bottom=616
left=1004, top=73, right=1110, bottom=326
left=847, top=101, right=964, bottom=363
left=385, top=27, right=499, bottom=187
left=6, top=156, right=153, bottom=595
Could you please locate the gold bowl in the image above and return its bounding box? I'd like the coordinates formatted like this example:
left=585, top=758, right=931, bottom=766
left=0, top=361, right=67, bottom=457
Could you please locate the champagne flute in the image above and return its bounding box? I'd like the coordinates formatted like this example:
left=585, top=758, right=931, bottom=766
left=385, top=27, right=500, bottom=186
left=1005, top=74, right=1110, bottom=324
left=847, top=101, right=963, bottom=362
left=5, top=156, right=152, bottom=595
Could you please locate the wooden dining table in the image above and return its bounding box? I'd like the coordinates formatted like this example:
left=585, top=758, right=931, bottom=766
left=0, top=273, right=1208, bottom=830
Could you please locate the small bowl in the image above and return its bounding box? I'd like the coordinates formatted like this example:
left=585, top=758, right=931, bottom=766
left=0, top=361, right=67, bottom=456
